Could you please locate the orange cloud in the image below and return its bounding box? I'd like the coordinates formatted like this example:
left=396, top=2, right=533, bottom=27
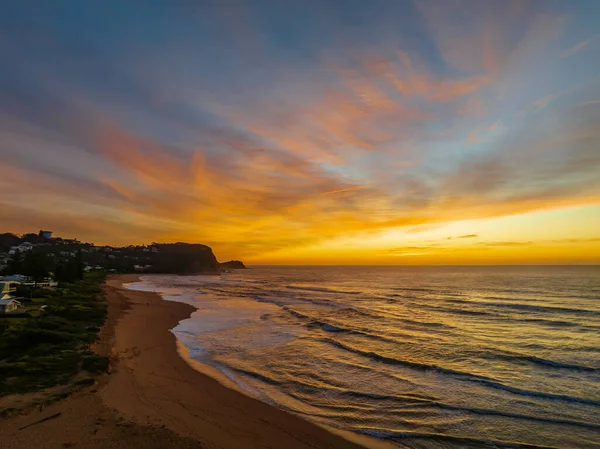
left=319, top=186, right=370, bottom=196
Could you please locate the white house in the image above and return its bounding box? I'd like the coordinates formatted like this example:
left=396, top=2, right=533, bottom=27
left=9, top=243, right=33, bottom=254
left=0, top=295, right=21, bottom=313
left=0, top=281, right=18, bottom=294
left=39, top=230, right=53, bottom=239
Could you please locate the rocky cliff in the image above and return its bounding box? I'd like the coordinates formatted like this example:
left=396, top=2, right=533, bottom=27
left=146, top=243, right=221, bottom=274
left=220, top=260, right=247, bottom=269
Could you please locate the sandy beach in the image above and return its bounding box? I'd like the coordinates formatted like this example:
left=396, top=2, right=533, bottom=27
left=0, top=274, right=365, bottom=449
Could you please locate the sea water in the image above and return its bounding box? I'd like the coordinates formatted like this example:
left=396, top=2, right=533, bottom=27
left=126, top=266, right=600, bottom=448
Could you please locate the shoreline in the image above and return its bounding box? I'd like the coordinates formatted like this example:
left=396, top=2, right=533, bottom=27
left=0, top=274, right=368, bottom=448
left=104, top=274, right=374, bottom=448
left=125, top=274, right=397, bottom=449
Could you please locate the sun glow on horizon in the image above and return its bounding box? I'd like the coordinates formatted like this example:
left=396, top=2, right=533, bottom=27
left=242, top=203, right=600, bottom=265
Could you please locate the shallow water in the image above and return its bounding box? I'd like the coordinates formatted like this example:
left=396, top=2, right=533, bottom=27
left=127, top=266, right=600, bottom=448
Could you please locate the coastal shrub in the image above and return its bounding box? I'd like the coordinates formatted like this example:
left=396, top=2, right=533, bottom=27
left=81, top=355, right=109, bottom=373
left=0, top=272, right=107, bottom=395
left=37, top=316, right=70, bottom=330
left=74, top=377, right=96, bottom=387
left=16, top=329, right=73, bottom=347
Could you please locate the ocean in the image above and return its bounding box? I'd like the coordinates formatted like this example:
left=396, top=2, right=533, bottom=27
left=126, top=266, right=600, bottom=448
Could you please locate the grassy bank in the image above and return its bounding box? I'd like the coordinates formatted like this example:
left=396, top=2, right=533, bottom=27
left=0, top=273, right=108, bottom=396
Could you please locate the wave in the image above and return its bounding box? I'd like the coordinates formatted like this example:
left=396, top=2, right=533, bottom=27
left=281, top=306, right=311, bottom=320
left=391, top=287, right=436, bottom=293
left=289, top=385, right=600, bottom=432
left=249, top=294, right=333, bottom=309
left=320, top=337, right=497, bottom=381
left=355, top=428, right=561, bottom=449
left=512, top=317, right=581, bottom=327
left=511, top=317, right=600, bottom=332
left=280, top=308, right=422, bottom=346
left=415, top=302, right=500, bottom=316
left=229, top=364, right=358, bottom=393
left=435, top=403, right=600, bottom=431
left=339, top=392, right=600, bottom=430
left=472, top=378, right=600, bottom=407
left=229, top=367, right=282, bottom=386
left=285, top=285, right=362, bottom=295
left=412, top=300, right=600, bottom=321
left=321, top=338, right=600, bottom=407
left=464, top=300, right=600, bottom=317
left=313, top=320, right=409, bottom=344
left=397, top=317, right=451, bottom=329
left=493, top=353, right=598, bottom=372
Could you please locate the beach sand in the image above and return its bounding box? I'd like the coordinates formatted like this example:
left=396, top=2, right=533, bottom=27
left=0, top=274, right=367, bottom=449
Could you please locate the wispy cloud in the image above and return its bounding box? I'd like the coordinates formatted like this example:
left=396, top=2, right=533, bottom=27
left=479, top=241, right=534, bottom=247
left=579, top=100, right=600, bottom=107
left=561, top=39, right=591, bottom=58
left=319, top=186, right=370, bottom=196
left=447, top=234, right=479, bottom=240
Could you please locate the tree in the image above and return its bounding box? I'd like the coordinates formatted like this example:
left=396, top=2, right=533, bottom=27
left=0, top=233, right=21, bottom=250
left=54, top=249, right=84, bottom=285
left=21, top=233, right=44, bottom=245
left=74, top=248, right=84, bottom=280
left=22, top=251, right=52, bottom=286
left=5, top=252, right=23, bottom=275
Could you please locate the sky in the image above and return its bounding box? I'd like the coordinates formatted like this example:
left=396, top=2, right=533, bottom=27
left=1, top=0, right=599, bottom=264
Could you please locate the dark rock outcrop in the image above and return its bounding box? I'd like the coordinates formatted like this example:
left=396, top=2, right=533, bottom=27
left=146, top=243, right=220, bottom=274
left=220, top=260, right=247, bottom=269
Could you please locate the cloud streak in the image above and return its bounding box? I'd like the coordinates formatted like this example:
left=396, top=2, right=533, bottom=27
left=561, top=39, right=591, bottom=58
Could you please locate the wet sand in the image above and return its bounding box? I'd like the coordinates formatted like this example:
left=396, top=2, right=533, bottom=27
left=0, top=274, right=366, bottom=449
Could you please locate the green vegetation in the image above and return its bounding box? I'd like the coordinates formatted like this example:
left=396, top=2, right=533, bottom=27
left=2, top=247, right=84, bottom=285
left=0, top=272, right=108, bottom=395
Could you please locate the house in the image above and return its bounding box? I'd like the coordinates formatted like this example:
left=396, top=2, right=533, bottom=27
left=0, top=254, right=9, bottom=270
left=0, top=295, right=21, bottom=313
left=9, top=243, right=33, bottom=254
left=39, top=230, right=53, bottom=240
left=1, top=274, right=27, bottom=282
left=20, top=279, right=56, bottom=288
left=18, top=242, right=33, bottom=252
left=0, top=281, right=18, bottom=294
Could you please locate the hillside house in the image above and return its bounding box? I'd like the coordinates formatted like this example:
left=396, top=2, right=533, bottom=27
left=39, top=230, right=53, bottom=239
left=0, top=281, right=17, bottom=294
left=8, top=242, right=33, bottom=255
left=0, top=295, right=21, bottom=313
left=1, top=274, right=27, bottom=282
